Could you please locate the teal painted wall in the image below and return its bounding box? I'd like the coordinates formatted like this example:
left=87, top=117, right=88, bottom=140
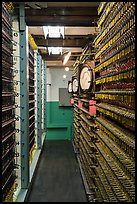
left=46, top=101, right=74, bottom=140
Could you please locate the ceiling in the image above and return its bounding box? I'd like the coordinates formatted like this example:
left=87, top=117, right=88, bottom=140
left=14, top=2, right=100, bottom=70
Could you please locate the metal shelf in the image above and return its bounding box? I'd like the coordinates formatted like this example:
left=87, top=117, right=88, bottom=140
left=94, top=90, right=135, bottom=95
left=80, top=107, right=94, bottom=117
left=2, top=157, right=15, bottom=176
left=80, top=114, right=96, bottom=128
left=2, top=118, right=16, bottom=128
left=95, top=65, right=135, bottom=82
left=95, top=128, right=135, bottom=179
left=80, top=128, right=97, bottom=154
left=29, top=100, right=35, bottom=104
left=2, top=92, right=14, bottom=96
left=96, top=103, right=135, bottom=120
left=2, top=105, right=15, bottom=112
left=29, top=114, right=35, bottom=121
left=96, top=141, right=135, bottom=202
left=2, top=142, right=16, bottom=160
left=29, top=128, right=35, bottom=137
left=29, top=58, right=34, bottom=66
left=2, top=130, right=16, bottom=143
left=95, top=117, right=135, bottom=158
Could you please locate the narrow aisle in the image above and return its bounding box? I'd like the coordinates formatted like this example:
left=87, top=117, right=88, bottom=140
left=26, top=140, right=87, bottom=202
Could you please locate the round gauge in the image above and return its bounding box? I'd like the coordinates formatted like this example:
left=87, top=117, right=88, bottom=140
left=68, top=81, right=72, bottom=93
left=72, top=78, right=78, bottom=93
left=80, top=66, right=93, bottom=92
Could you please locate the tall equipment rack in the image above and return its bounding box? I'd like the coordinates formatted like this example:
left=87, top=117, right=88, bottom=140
left=2, top=2, right=47, bottom=202
left=72, top=2, right=135, bottom=202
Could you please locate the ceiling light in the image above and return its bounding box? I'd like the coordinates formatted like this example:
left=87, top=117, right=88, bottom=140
left=43, top=26, right=64, bottom=39
left=62, top=51, right=71, bottom=65
left=63, top=75, right=67, bottom=79
left=62, top=51, right=96, bottom=65
left=48, top=47, right=62, bottom=55
left=65, top=67, right=69, bottom=71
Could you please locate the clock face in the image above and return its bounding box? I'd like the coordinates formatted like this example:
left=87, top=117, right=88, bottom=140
left=72, top=78, right=78, bottom=93
left=68, top=82, right=72, bottom=93
left=80, top=67, right=92, bottom=91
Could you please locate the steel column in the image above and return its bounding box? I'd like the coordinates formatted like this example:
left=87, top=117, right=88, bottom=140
left=41, top=60, right=44, bottom=131
left=43, top=60, right=47, bottom=132
left=19, top=2, right=29, bottom=189
left=37, top=53, right=42, bottom=149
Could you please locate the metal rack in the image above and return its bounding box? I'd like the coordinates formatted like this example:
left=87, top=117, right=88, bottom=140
left=71, top=2, right=135, bottom=202
left=2, top=3, right=47, bottom=201
left=71, top=44, right=98, bottom=201
left=28, top=44, right=35, bottom=156
left=2, top=2, right=16, bottom=202
left=93, top=2, right=135, bottom=202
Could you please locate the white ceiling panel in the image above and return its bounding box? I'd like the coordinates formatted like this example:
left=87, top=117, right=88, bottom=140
left=28, top=26, right=44, bottom=35
left=63, top=47, right=82, bottom=53
left=29, top=26, right=98, bottom=36
left=39, top=47, right=82, bottom=54
left=65, top=27, right=97, bottom=35
left=47, top=60, right=75, bottom=68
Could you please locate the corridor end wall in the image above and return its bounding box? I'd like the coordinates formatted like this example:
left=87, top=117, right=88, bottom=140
left=46, top=68, right=73, bottom=140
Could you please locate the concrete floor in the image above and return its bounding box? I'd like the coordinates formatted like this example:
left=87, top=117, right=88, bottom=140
left=26, top=140, right=87, bottom=202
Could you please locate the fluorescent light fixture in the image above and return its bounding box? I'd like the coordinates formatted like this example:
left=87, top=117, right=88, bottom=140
left=43, top=26, right=64, bottom=39
left=62, top=51, right=71, bottom=65
left=48, top=47, right=62, bottom=55
left=62, top=51, right=96, bottom=65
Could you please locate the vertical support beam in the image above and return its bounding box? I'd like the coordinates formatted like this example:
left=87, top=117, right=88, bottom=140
left=41, top=60, right=44, bottom=131
left=19, top=2, right=29, bottom=189
left=19, top=2, right=26, bottom=31
left=43, top=61, right=47, bottom=132
left=34, top=50, right=38, bottom=149
left=37, top=53, right=42, bottom=149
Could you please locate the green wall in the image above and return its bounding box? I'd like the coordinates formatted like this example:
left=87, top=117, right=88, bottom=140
left=46, top=101, right=74, bottom=140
